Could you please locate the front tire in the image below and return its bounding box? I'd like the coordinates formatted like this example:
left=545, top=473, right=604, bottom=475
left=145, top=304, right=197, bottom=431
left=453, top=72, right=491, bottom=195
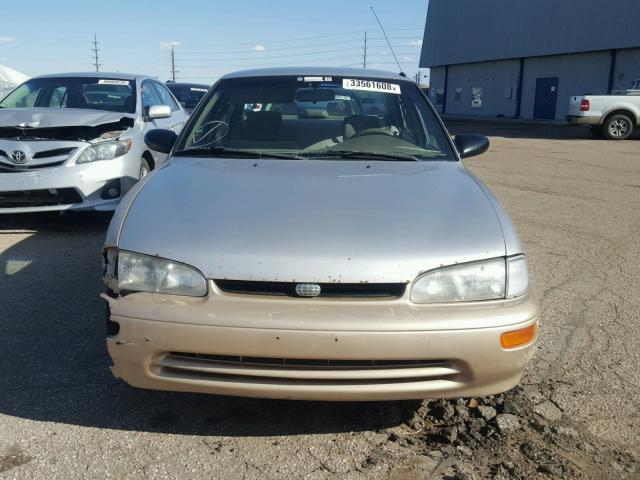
left=603, top=114, right=634, bottom=140
left=139, top=158, right=151, bottom=179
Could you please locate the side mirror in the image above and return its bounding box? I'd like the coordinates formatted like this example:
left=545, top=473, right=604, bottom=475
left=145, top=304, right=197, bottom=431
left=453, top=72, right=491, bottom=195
left=145, top=129, right=178, bottom=154
left=454, top=134, right=490, bottom=159
left=148, top=104, right=172, bottom=120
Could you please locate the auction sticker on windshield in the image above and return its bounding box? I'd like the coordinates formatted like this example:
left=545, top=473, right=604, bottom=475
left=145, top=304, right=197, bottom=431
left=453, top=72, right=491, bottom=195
left=343, top=79, right=401, bottom=94
left=98, top=79, right=131, bottom=86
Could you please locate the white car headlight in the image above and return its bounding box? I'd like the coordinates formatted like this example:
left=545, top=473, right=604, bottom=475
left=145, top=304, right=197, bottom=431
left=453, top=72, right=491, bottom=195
left=76, top=139, right=132, bottom=164
left=117, top=251, right=207, bottom=297
left=410, top=256, right=529, bottom=304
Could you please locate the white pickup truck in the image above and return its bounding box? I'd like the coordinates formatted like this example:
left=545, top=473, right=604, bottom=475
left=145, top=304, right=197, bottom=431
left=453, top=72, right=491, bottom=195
left=568, top=79, right=640, bottom=140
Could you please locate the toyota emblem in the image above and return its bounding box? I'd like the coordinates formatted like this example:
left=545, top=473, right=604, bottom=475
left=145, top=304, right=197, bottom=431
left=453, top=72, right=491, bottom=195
left=295, top=283, right=322, bottom=298
left=11, top=150, right=27, bottom=164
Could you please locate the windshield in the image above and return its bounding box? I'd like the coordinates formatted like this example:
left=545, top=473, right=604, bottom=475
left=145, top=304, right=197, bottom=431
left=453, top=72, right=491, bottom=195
left=176, top=75, right=455, bottom=161
left=0, top=77, right=137, bottom=113
left=167, top=84, right=209, bottom=108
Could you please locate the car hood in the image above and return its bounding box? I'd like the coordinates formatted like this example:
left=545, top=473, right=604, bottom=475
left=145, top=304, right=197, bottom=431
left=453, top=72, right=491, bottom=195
left=117, top=158, right=509, bottom=284
left=0, top=108, right=135, bottom=128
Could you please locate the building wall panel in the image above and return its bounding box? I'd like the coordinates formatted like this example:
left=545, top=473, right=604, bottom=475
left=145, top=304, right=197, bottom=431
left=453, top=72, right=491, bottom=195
left=612, top=48, right=640, bottom=91
left=445, top=60, right=520, bottom=117
left=428, top=66, right=447, bottom=112
left=520, top=51, right=610, bottom=120
left=421, top=0, right=640, bottom=68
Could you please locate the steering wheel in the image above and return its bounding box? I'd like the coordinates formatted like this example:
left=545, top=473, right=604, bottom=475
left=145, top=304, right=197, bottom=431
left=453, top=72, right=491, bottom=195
left=191, top=120, right=229, bottom=146
left=352, top=128, right=397, bottom=138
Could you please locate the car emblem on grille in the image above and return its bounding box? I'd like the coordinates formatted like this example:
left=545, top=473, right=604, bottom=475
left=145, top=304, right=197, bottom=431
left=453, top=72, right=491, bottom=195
left=11, top=150, right=27, bottom=164
left=295, top=283, right=322, bottom=297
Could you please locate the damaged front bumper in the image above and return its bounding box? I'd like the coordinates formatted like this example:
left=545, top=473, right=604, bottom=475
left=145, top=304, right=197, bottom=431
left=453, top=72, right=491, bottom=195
left=0, top=149, right=140, bottom=213
left=0, top=112, right=144, bottom=213
left=104, top=285, right=539, bottom=401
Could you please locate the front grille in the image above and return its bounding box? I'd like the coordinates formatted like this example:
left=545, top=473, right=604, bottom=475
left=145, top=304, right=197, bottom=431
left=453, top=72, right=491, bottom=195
left=171, top=352, right=443, bottom=369
left=0, top=147, right=74, bottom=171
left=0, top=160, right=66, bottom=172
left=32, top=147, right=76, bottom=159
left=0, top=188, right=82, bottom=208
left=215, top=280, right=406, bottom=298
left=156, top=352, right=462, bottom=384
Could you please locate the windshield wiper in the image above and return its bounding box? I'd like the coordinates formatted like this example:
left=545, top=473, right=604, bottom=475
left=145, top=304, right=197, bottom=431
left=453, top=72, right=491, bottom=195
left=173, top=147, right=300, bottom=160
left=302, top=150, right=420, bottom=162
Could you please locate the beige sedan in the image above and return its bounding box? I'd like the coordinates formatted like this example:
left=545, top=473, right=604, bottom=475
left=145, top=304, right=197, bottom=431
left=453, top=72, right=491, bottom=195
left=102, top=67, right=538, bottom=401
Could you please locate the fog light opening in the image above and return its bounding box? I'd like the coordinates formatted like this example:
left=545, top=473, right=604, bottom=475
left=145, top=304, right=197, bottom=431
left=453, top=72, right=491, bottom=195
left=500, top=323, right=537, bottom=349
left=100, top=179, right=122, bottom=200
left=107, top=319, right=120, bottom=336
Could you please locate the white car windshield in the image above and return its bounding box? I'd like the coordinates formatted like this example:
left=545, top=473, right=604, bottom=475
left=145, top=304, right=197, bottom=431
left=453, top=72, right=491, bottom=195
left=176, top=75, right=455, bottom=161
left=0, top=77, right=136, bottom=114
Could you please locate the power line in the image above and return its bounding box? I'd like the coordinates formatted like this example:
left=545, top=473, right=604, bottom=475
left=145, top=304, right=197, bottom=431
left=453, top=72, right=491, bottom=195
left=179, top=38, right=360, bottom=56
left=177, top=37, right=419, bottom=57
left=176, top=50, right=420, bottom=75
left=179, top=53, right=368, bottom=69
left=140, top=27, right=423, bottom=80
left=180, top=28, right=423, bottom=49
left=177, top=47, right=417, bottom=65
left=178, top=48, right=364, bottom=64
left=91, top=34, right=101, bottom=72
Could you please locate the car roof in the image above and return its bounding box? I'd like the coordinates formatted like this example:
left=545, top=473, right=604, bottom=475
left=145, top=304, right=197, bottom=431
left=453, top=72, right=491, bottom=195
left=166, top=82, right=210, bottom=88
left=220, top=67, right=407, bottom=81
left=31, top=72, right=152, bottom=81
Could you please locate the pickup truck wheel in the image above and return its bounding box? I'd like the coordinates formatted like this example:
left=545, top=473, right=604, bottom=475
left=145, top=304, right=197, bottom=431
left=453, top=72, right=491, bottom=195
left=589, top=125, right=604, bottom=138
left=604, top=114, right=634, bottom=140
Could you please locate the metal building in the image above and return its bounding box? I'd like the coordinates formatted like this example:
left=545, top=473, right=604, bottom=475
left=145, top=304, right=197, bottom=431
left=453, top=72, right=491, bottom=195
left=420, top=0, right=640, bottom=120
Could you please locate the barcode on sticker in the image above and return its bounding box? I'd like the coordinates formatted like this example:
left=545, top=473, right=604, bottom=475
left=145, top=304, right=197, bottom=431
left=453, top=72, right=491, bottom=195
left=343, top=79, right=401, bottom=94
left=303, top=76, right=333, bottom=82
left=98, top=79, right=131, bottom=86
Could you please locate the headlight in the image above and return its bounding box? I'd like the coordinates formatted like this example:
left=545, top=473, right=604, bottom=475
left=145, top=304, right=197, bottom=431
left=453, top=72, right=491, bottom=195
left=410, top=256, right=529, bottom=304
left=117, top=251, right=207, bottom=297
left=76, top=139, right=132, bottom=164
left=506, top=255, right=529, bottom=298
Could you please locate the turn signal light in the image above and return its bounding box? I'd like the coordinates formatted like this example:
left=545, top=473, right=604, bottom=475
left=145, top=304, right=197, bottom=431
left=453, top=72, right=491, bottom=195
left=500, top=323, right=537, bottom=349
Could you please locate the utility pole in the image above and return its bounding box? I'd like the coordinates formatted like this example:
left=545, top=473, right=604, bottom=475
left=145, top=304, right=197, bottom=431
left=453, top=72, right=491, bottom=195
left=91, top=34, right=101, bottom=72
left=363, top=31, right=367, bottom=69
left=170, top=45, right=178, bottom=82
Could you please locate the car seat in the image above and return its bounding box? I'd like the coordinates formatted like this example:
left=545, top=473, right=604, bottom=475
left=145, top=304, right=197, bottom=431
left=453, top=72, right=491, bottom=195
left=245, top=111, right=283, bottom=140
left=66, top=92, right=89, bottom=109
left=343, top=115, right=383, bottom=139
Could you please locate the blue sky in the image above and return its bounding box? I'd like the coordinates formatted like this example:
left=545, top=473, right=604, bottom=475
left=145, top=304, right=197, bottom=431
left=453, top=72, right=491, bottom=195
left=0, top=0, right=429, bottom=84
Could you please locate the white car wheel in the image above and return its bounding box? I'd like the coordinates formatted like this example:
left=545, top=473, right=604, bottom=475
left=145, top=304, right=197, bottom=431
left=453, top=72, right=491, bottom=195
left=139, top=158, right=151, bottom=179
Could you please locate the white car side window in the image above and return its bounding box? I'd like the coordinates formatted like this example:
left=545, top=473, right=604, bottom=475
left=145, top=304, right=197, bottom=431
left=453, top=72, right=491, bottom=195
left=153, top=83, right=179, bottom=111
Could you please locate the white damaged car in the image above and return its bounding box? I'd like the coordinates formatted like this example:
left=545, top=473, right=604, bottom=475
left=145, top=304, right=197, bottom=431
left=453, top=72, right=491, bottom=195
left=0, top=72, right=187, bottom=213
